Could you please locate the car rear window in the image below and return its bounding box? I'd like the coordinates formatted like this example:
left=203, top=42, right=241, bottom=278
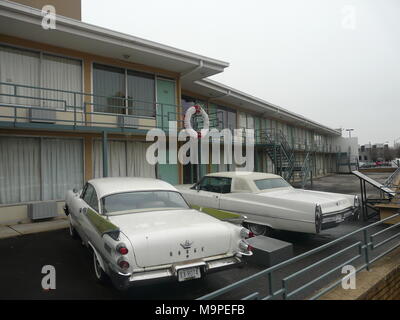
left=254, top=178, right=291, bottom=190
left=101, top=191, right=189, bottom=215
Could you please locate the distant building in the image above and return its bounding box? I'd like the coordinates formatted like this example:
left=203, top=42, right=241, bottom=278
left=358, top=143, right=389, bottom=162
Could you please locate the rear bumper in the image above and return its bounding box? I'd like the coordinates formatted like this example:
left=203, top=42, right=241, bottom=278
left=321, top=207, right=358, bottom=230
left=108, top=255, right=243, bottom=290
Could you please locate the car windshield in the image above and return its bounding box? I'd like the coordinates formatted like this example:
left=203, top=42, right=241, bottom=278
left=254, top=178, right=291, bottom=190
left=101, top=190, right=189, bottom=215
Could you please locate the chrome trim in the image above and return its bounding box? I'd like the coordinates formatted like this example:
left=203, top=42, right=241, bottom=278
left=322, top=207, right=355, bottom=218
left=108, top=255, right=242, bottom=289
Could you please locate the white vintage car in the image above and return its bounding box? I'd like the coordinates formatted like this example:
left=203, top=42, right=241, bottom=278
left=176, top=172, right=359, bottom=236
left=64, top=177, right=252, bottom=290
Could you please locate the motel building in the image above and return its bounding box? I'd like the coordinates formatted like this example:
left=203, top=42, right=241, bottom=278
left=0, top=0, right=347, bottom=225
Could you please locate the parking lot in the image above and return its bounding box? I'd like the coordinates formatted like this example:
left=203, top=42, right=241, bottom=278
left=0, top=172, right=393, bottom=300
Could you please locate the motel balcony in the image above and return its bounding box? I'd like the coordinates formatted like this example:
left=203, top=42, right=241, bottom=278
left=0, top=81, right=185, bottom=134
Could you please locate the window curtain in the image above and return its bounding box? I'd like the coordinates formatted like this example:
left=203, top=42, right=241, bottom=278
left=127, top=71, right=155, bottom=117
left=0, top=137, right=41, bottom=204
left=93, top=140, right=127, bottom=178
left=93, top=140, right=156, bottom=179
left=0, top=45, right=40, bottom=106
left=41, top=54, right=82, bottom=110
left=126, top=142, right=156, bottom=178
left=41, top=138, right=83, bottom=200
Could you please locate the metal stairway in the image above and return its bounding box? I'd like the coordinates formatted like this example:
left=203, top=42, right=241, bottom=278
left=260, top=129, right=313, bottom=186
left=298, top=152, right=312, bottom=189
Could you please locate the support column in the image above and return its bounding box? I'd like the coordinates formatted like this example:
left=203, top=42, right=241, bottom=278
left=102, top=131, right=108, bottom=177
left=84, top=136, right=93, bottom=182
left=83, top=58, right=93, bottom=125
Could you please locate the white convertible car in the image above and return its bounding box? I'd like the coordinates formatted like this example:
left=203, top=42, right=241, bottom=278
left=177, top=172, right=359, bottom=236
left=64, top=177, right=252, bottom=290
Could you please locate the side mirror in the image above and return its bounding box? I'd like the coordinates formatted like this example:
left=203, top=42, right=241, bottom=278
left=195, top=184, right=201, bottom=191
left=73, top=188, right=78, bottom=194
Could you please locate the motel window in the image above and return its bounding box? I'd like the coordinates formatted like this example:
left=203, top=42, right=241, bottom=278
left=93, top=63, right=156, bottom=117
left=217, top=105, right=237, bottom=131
left=0, top=44, right=82, bottom=109
left=0, top=136, right=83, bottom=205
left=238, top=112, right=254, bottom=129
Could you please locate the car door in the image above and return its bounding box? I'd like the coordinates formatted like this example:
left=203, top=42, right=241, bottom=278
left=72, top=183, right=94, bottom=243
left=82, top=186, right=105, bottom=253
left=189, top=177, right=232, bottom=209
left=68, top=183, right=88, bottom=234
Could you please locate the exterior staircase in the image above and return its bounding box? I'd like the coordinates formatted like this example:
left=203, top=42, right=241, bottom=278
left=259, top=129, right=313, bottom=187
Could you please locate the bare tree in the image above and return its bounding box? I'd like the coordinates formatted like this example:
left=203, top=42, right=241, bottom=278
left=370, top=148, right=378, bottom=162
left=383, top=147, right=395, bottom=161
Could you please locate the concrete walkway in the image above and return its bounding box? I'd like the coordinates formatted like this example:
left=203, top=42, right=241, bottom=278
left=0, top=217, right=68, bottom=239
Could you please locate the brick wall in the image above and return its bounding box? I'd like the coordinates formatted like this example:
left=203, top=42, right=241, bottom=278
left=360, top=265, right=400, bottom=300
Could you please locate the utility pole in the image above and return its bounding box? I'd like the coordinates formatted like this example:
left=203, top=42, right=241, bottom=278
left=345, top=128, right=354, bottom=138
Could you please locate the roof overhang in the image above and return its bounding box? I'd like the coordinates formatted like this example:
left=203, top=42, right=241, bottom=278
left=0, top=1, right=229, bottom=79
left=183, top=78, right=341, bottom=136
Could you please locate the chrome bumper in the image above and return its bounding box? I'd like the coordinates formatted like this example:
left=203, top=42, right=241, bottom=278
left=321, top=207, right=358, bottom=230
left=108, top=255, right=243, bottom=290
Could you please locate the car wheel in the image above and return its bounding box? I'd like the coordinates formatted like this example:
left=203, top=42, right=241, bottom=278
left=247, top=223, right=272, bottom=237
left=93, top=251, right=108, bottom=283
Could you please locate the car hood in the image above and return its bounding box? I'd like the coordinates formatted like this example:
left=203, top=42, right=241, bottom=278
left=108, top=209, right=233, bottom=268
left=256, top=188, right=355, bottom=213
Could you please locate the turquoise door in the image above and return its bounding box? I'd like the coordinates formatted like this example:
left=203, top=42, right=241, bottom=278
left=156, top=78, right=178, bottom=185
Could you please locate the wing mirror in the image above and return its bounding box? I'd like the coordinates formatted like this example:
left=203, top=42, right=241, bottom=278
left=191, top=183, right=201, bottom=191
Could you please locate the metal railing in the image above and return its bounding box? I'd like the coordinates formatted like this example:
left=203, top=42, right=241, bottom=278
left=1, top=82, right=341, bottom=152
left=254, top=129, right=336, bottom=154
left=0, top=81, right=182, bottom=132
left=299, top=152, right=312, bottom=189
left=197, top=213, right=400, bottom=300
left=383, top=166, right=400, bottom=189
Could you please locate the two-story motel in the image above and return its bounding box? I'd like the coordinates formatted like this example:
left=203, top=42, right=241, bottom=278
left=0, top=0, right=346, bottom=224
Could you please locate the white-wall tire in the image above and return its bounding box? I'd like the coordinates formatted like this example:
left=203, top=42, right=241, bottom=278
left=247, top=223, right=272, bottom=237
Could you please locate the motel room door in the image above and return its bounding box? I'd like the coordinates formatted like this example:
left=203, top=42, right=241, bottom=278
left=156, top=78, right=179, bottom=185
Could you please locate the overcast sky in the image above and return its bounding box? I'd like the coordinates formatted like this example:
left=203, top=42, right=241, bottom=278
left=82, top=0, right=400, bottom=146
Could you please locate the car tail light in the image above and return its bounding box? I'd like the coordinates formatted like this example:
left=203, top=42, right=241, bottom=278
left=116, top=243, right=128, bottom=255
left=239, top=240, right=252, bottom=252
left=240, top=227, right=254, bottom=239
left=118, top=258, right=130, bottom=270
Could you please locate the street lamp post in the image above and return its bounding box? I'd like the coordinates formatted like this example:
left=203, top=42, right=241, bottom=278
left=345, top=129, right=354, bottom=138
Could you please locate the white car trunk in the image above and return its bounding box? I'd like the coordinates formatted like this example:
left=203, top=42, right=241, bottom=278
left=108, top=209, right=233, bottom=268
left=257, top=188, right=353, bottom=213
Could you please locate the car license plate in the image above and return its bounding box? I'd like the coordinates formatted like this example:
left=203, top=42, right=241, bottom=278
left=178, top=267, right=201, bottom=282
